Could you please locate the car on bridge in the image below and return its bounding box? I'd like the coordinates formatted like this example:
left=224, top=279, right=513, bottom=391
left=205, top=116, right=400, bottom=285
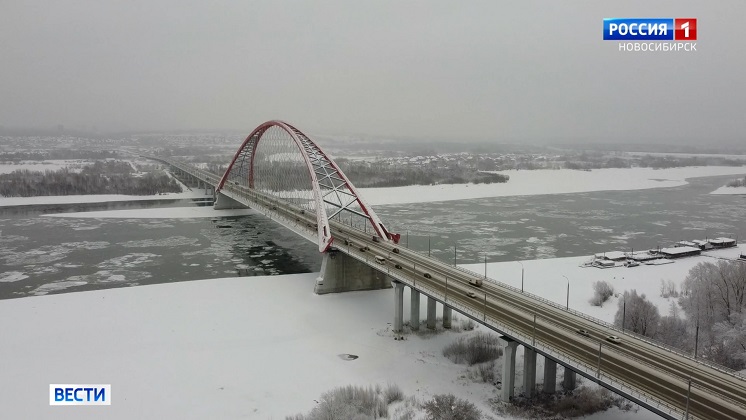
left=423, top=273, right=432, bottom=279
left=394, top=264, right=402, bottom=269
left=576, top=329, right=591, bottom=337
left=374, top=256, right=385, bottom=264
left=466, top=291, right=477, bottom=299
left=606, top=335, right=622, bottom=344
left=392, top=248, right=400, bottom=254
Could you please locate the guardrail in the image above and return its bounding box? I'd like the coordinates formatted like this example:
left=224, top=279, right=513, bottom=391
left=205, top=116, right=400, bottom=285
left=338, top=248, right=691, bottom=419
left=399, top=245, right=746, bottom=383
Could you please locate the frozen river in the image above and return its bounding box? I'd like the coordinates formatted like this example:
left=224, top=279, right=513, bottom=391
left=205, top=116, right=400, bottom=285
left=1, top=174, right=745, bottom=299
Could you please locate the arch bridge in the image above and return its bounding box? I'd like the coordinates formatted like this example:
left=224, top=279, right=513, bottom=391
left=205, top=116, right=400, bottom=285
left=154, top=120, right=746, bottom=420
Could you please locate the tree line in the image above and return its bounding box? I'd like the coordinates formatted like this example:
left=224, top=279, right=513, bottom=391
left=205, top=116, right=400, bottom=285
left=335, top=159, right=509, bottom=188
left=0, top=149, right=118, bottom=161
left=615, top=260, right=746, bottom=370
left=0, top=161, right=181, bottom=197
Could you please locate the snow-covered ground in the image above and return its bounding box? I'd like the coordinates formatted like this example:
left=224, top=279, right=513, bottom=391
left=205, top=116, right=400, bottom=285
left=711, top=185, right=746, bottom=195
left=4, top=244, right=742, bottom=419
left=359, top=166, right=746, bottom=205
left=465, top=244, right=745, bottom=326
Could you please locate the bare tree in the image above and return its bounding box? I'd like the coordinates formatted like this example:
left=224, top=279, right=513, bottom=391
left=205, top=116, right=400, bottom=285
left=614, top=290, right=659, bottom=337
left=679, top=260, right=746, bottom=369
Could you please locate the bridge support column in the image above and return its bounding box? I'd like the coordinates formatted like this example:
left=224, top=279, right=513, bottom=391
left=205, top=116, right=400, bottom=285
left=501, top=338, right=518, bottom=401
left=562, top=367, right=576, bottom=390
left=314, top=251, right=392, bottom=294
left=543, top=358, right=557, bottom=394
left=442, top=306, right=452, bottom=329
left=523, top=347, right=537, bottom=397
left=410, top=289, right=420, bottom=331
left=393, top=282, right=404, bottom=333
left=426, top=297, right=437, bottom=330
left=214, top=192, right=249, bottom=210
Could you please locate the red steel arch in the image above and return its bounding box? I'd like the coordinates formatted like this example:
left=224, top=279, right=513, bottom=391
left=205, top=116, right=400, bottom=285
left=217, top=120, right=397, bottom=252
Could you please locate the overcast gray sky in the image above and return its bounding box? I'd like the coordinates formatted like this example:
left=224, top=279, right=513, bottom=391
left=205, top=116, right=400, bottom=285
left=1, top=1, right=744, bottom=143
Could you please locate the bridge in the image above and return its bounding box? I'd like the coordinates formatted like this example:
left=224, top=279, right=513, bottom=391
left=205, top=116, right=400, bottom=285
left=150, top=120, right=746, bottom=420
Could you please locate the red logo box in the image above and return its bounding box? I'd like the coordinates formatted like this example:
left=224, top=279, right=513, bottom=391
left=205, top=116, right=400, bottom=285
left=675, top=18, right=697, bottom=40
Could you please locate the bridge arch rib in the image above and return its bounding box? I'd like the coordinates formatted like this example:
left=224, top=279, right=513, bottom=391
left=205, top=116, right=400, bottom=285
left=217, top=120, right=397, bottom=252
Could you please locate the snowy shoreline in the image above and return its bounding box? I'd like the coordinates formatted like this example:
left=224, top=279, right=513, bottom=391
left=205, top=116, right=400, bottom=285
left=2, top=166, right=745, bottom=208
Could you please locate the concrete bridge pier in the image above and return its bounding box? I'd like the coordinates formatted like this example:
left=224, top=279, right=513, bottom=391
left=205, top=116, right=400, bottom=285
left=214, top=192, right=250, bottom=210
left=523, top=347, right=537, bottom=396
left=543, top=358, right=557, bottom=394
left=501, top=338, right=519, bottom=401
left=410, top=289, right=420, bottom=331
left=314, top=251, right=392, bottom=294
left=563, top=367, right=577, bottom=390
left=393, top=282, right=404, bottom=333
left=442, top=306, right=452, bottom=329
left=426, top=297, right=437, bottom=329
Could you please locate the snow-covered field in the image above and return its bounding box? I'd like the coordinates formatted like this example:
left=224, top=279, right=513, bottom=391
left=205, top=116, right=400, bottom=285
left=465, top=245, right=746, bottom=326
left=359, top=166, right=746, bottom=205
left=711, top=185, right=746, bottom=195
left=4, top=244, right=743, bottom=419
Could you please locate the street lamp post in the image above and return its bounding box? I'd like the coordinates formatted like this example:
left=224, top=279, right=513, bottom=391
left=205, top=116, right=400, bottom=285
left=454, top=243, right=457, bottom=267
left=563, top=275, right=569, bottom=310
left=428, top=236, right=431, bottom=257
left=518, top=261, right=524, bottom=292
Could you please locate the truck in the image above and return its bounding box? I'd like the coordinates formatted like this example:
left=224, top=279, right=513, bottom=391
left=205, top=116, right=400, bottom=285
left=470, top=278, right=483, bottom=287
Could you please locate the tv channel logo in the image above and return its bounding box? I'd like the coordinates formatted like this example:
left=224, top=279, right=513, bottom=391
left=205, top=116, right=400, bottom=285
left=604, top=18, right=697, bottom=41
left=49, top=384, right=111, bottom=406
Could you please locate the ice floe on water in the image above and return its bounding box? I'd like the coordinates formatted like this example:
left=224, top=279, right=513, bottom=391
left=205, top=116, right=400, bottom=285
left=0, top=234, right=29, bottom=244
left=0, top=271, right=28, bottom=283
left=30, top=281, right=88, bottom=296
left=65, top=270, right=152, bottom=285
left=119, top=236, right=199, bottom=248
left=2, top=248, right=68, bottom=265
left=98, top=253, right=161, bottom=269
left=60, top=241, right=110, bottom=250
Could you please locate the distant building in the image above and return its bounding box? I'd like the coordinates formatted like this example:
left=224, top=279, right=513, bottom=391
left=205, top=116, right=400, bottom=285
left=708, top=237, right=737, bottom=249
left=691, top=240, right=714, bottom=250
left=628, top=251, right=660, bottom=262
left=592, top=259, right=616, bottom=268
left=594, top=251, right=627, bottom=261
left=657, top=246, right=701, bottom=259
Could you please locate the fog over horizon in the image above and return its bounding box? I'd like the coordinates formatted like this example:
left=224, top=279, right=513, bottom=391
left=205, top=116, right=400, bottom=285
left=1, top=1, right=744, bottom=145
